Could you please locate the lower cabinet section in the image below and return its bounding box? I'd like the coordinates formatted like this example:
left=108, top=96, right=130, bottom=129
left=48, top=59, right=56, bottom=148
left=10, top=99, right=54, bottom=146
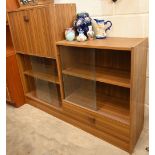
left=26, top=98, right=130, bottom=152
left=63, top=100, right=130, bottom=144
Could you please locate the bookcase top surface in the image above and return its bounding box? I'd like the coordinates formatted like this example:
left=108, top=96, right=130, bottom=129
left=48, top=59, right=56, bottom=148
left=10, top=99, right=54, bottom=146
left=7, top=3, right=75, bottom=13
left=56, top=37, right=147, bottom=51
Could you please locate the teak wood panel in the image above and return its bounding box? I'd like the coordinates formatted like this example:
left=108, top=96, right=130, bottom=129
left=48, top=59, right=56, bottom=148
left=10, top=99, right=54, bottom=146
left=6, top=0, right=19, bottom=11
left=63, top=101, right=130, bottom=142
left=53, top=4, right=76, bottom=99
left=6, top=85, right=12, bottom=102
left=6, top=53, right=25, bottom=107
left=6, top=26, right=14, bottom=51
left=62, top=65, right=130, bottom=88
left=18, top=0, right=53, bottom=7
left=26, top=97, right=130, bottom=152
left=7, top=4, right=76, bottom=58
left=54, top=4, right=76, bottom=42
left=6, top=24, right=25, bottom=107
left=56, top=38, right=146, bottom=51
left=129, top=39, right=148, bottom=152
left=8, top=5, right=56, bottom=58
left=24, top=70, right=59, bottom=84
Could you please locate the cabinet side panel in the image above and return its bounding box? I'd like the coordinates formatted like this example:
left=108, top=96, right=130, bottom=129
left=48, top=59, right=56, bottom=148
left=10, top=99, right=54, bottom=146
left=6, top=53, right=25, bottom=107
left=54, top=4, right=76, bottom=42
left=130, top=39, right=148, bottom=152
left=54, top=4, right=76, bottom=99
left=6, top=0, right=19, bottom=11
left=6, top=85, right=12, bottom=102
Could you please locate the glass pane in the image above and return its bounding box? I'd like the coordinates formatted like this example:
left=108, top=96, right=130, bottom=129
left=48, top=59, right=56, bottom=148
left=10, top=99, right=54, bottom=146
left=60, top=46, right=96, bottom=110
left=31, top=78, right=60, bottom=107
left=20, top=54, right=61, bottom=107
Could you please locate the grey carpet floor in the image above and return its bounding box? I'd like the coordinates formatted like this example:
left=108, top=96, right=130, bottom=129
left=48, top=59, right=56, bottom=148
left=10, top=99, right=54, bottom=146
left=6, top=104, right=149, bottom=155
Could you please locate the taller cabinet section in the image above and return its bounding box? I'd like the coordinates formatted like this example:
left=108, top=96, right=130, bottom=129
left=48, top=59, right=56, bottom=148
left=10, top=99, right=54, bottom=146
left=7, top=4, right=76, bottom=58
left=7, top=4, right=76, bottom=108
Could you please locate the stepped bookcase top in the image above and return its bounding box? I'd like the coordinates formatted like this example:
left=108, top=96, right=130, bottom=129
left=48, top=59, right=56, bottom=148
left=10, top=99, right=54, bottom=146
left=56, top=37, right=147, bottom=50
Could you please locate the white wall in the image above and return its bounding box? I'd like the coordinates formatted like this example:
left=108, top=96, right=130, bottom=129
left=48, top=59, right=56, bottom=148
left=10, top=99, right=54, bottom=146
left=55, top=0, right=149, bottom=37
left=55, top=0, right=149, bottom=129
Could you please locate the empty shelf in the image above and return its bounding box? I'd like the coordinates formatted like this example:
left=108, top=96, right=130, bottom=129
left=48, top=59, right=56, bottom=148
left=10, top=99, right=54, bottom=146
left=24, top=70, right=59, bottom=84
left=62, top=65, right=130, bottom=88
left=26, top=90, right=60, bottom=107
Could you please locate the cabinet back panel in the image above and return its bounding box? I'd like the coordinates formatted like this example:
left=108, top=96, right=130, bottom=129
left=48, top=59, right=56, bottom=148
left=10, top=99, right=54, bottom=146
left=97, top=82, right=130, bottom=101
left=18, top=54, right=58, bottom=75
left=95, top=50, right=131, bottom=72
left=60, top=47, right=131, bottom=72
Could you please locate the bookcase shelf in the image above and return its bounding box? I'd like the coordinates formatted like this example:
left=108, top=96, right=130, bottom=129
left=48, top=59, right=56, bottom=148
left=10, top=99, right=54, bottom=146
left=25, top=83, right=61, bottom=108
left=25, top=75, right=61, bottom=107
left=24, top=70, right=59, bottom=84
left=56, top=38, right=146, bottom=50
left=62, top=64, right=130, bottom=88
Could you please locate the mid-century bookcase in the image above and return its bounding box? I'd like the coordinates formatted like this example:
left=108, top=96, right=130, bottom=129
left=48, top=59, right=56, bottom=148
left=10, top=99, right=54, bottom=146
left=7, top=3, right=148, bottom=153
left=56, top=38, right=148, bottom=153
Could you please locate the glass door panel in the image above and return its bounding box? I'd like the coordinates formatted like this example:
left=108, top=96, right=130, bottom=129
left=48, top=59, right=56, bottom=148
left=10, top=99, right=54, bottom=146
left=25, top=76, right=60, bottom=107
left=60, top=46, right=96, bottom=110
left=19, top=54, right=61, bottom=107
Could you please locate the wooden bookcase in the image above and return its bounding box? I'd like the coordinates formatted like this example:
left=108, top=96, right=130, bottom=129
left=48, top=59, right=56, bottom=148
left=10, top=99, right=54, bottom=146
left=56, top=38, right=148, bottom=153
left=7, top=3, right=148, bottom=153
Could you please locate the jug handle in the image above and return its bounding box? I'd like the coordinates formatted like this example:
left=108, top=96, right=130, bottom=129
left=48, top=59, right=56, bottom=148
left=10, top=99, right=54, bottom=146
left=105, top=21, right=112, bottom=32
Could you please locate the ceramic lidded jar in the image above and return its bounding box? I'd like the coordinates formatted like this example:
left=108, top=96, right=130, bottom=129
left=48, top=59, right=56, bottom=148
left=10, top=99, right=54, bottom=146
left=65, top=28, right=75, bottom=41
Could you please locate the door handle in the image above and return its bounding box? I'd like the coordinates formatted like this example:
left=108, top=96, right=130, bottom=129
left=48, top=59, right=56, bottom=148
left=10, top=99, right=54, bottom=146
left=88, top=116, right=96, bottom=124
left=23, top=16, right=29, bottom=22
